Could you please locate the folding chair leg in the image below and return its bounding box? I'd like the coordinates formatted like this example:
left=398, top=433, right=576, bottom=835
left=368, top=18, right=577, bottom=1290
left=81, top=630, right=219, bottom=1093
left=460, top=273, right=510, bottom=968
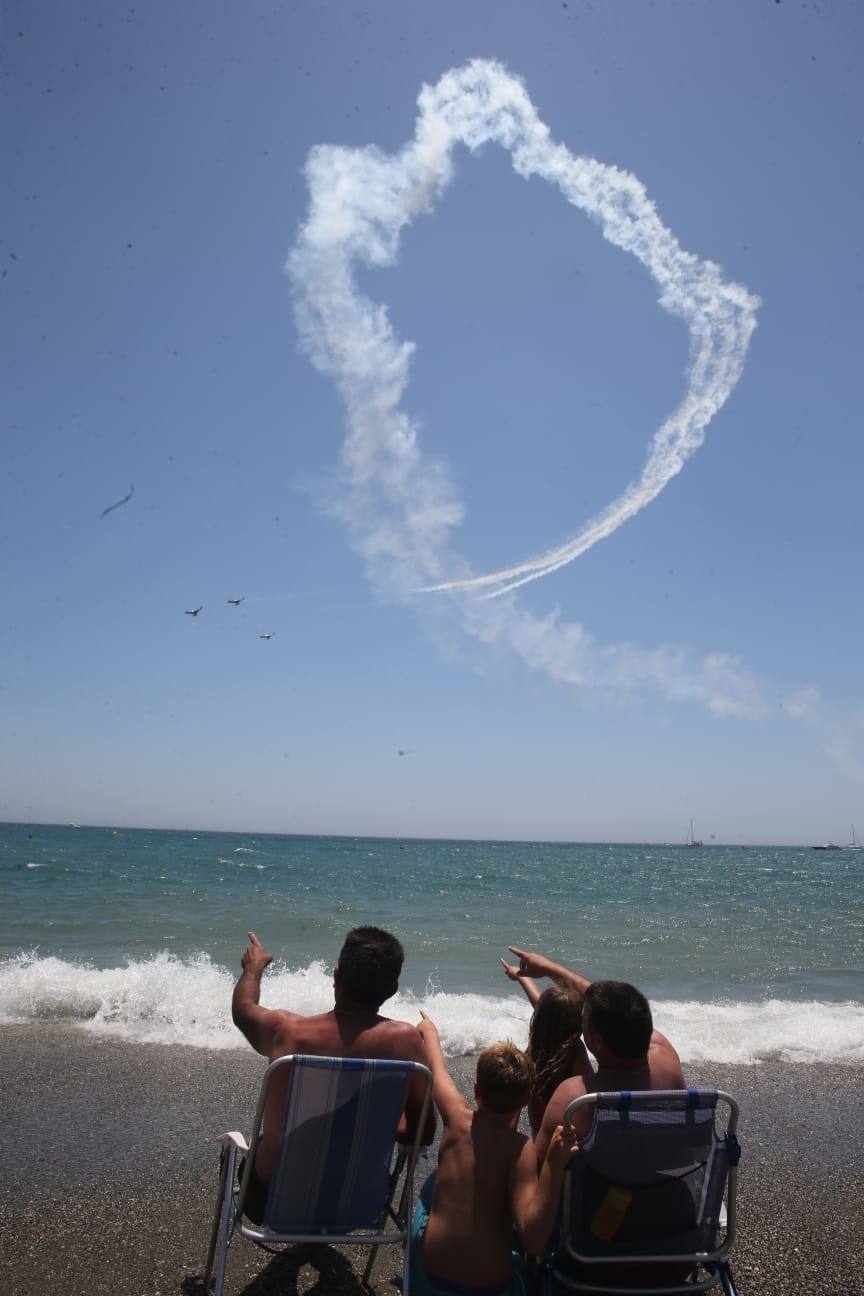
left=362, top=1243, right=381, bottom=1290
left=204, top=1145, right=236, bottom=1296
left=718, top=1260, right=740, bottom=1296
left=203, top=1148, right=231, bottom=1289
left=363, top=1146, right=409, bottom=1289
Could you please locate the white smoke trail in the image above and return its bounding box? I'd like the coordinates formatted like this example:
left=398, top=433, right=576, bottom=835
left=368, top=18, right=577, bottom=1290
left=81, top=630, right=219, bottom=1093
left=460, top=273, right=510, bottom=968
left=288, top=59, right=764, bottom=716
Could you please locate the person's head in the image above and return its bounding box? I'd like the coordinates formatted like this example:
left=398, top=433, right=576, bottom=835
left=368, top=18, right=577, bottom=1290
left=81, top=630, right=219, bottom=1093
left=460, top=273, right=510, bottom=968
left=334, top=926, right=404, bottom=1008
left=474, top=1041, right=534, bottom=1118
left=527, top=986, right=585, bottom=1106
left=529, top=985, right=584, bottom=1062
left=583, top=981, right=653, bottom=1061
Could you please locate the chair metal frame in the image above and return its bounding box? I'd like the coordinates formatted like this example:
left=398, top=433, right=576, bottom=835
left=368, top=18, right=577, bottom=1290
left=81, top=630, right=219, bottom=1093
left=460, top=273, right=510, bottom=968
left=546, top=1088, right=740, bottom=1296
left=203, top=1053, right=433, bottom=1296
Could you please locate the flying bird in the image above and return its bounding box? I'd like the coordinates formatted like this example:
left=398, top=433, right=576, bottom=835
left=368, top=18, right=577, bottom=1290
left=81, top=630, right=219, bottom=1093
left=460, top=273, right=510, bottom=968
left=259, top=632, right=273, bottom=640
left=185, top=605, right=203, bottom=617
left=100, top=483, right=135, bottom=519
left=397, top=749, right=413, bottom=757
left=227, top=597, right=244, bottom=606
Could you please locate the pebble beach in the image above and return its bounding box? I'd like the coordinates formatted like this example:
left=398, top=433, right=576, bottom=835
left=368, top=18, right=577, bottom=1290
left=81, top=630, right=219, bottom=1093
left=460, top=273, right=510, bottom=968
left=1, top=1024, right=862, bottom=1296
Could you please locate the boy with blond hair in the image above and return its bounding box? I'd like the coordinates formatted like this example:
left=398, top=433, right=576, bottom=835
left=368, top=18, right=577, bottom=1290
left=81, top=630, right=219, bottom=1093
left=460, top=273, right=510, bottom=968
left=413, top=1012, right=575, bottom=1296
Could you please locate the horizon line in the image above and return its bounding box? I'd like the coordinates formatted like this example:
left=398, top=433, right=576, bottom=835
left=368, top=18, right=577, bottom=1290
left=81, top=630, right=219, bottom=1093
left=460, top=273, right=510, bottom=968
left=0, top=819, right=848, bottom=851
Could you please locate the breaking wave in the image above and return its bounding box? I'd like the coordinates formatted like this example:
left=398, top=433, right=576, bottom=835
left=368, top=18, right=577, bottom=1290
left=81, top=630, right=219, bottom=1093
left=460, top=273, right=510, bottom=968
left=0, top=952, right=862, bottom=1063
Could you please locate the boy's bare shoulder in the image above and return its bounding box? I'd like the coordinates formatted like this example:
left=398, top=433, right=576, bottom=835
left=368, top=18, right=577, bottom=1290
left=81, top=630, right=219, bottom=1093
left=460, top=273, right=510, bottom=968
left=502, top=1126, right=530, bottom=1163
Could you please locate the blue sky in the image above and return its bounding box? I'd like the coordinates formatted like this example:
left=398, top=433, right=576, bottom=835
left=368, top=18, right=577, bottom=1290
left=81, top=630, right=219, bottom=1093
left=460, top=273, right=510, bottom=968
left=2, top=0, right=862, bottom=843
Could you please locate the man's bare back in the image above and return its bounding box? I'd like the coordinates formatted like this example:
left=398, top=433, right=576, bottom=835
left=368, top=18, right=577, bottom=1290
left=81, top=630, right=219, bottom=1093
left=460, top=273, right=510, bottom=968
left=232, top=930, right=434, bottom=1184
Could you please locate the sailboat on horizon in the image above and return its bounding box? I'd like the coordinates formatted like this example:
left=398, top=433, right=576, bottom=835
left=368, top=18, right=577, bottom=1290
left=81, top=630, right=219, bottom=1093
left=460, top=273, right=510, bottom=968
left=846, top=824, right=862, bottom=851
left=685, top=818, right=703, bottom=847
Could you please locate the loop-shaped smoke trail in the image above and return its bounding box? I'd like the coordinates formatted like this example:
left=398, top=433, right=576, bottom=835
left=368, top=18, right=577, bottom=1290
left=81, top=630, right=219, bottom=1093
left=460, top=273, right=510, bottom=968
left=289, top=59, right=773, bottom=720
left=290, top=58, right=758, bottom=602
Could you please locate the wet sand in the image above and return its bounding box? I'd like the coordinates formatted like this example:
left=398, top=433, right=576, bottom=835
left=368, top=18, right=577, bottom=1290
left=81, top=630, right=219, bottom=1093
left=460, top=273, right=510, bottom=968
left=0, top=1024, right=862, bottom=1295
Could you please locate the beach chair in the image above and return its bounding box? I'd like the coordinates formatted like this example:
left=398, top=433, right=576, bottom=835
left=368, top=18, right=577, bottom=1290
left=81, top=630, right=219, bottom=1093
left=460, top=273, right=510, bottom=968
left=203, top=1053, right=433, bottom=1296
left=541, top=1088, right=740, bottom=1296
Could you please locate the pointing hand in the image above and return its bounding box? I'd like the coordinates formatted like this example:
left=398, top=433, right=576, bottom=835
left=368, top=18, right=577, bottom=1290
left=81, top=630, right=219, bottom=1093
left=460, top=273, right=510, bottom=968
left=416, top=1009, right=440, bottom=1044
left=507, top=946, right=554, bottom=979
left=241, top=931, right=273, bottom=976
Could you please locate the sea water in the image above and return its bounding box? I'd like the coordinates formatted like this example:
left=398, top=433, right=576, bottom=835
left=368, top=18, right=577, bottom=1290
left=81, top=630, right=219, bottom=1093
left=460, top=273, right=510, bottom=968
left=1, top=822, right=862, bottom=1063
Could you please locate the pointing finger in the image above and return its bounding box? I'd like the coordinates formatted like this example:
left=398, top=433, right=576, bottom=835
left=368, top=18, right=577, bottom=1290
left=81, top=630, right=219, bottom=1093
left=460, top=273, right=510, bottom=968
left=247, top=931, right=260, bottom=946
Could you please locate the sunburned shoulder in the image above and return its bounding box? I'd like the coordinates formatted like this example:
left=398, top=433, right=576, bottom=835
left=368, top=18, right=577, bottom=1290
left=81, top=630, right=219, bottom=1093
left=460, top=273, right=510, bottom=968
left=648, top=1033, right=686, bottom=1086
left=550, top=1074, right=589, bottom=1110
left=267, top=1009, right=322, bottom=1054
left=371, top=1017, right=426, bottom=1057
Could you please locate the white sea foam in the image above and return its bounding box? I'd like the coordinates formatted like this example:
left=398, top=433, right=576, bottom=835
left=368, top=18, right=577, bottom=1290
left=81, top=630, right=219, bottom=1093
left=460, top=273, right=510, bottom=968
left=0, top=953, right=862, bottom=1062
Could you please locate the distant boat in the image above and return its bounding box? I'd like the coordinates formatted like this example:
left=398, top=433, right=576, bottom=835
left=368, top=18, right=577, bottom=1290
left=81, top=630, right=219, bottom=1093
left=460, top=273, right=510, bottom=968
left=812, top=841, right=842, bottom=851
left=685, top=818, right=703, bottom=847
left=846, top=824, right=862, bottom=851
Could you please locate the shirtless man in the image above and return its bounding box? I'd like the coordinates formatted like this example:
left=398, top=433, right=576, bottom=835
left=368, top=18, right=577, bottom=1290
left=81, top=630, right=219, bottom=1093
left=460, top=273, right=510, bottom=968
left=232, top=927, right=436, bottom=1218
left=506, top=946, right=685, bottom=1162
left=413, top=1011, right=577, bottom=1295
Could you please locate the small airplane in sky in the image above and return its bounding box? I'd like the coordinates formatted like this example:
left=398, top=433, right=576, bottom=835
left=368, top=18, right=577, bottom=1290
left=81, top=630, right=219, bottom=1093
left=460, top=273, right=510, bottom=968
left=100, top=483, right=135, bottom=519
left=259, top=632, right=274, bottom=640
left=227, top=597, right=244, bottom=606
left=185, top=605, right=203, bottom=617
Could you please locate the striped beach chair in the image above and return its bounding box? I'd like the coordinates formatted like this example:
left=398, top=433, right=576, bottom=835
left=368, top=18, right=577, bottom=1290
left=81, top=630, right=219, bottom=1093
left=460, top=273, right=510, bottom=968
left=204, top=1054, right=433, bottom=1296
left=543, top=1088, right=741, bottom=1295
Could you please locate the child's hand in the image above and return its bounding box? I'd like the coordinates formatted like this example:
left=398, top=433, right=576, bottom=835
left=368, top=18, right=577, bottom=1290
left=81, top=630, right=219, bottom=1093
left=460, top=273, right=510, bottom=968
left=546, top=1124, right=579, bottom=1171
left=508, top=946, right=554, bottom=979
left=499, top=957, right=523, bottom=982
left=416, top=1009, right=440, bottom=1044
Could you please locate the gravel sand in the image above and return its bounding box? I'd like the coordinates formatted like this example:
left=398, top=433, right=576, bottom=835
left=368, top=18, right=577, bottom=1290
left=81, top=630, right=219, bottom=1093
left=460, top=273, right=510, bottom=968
left=0, top=1024, right=861, bottom=1296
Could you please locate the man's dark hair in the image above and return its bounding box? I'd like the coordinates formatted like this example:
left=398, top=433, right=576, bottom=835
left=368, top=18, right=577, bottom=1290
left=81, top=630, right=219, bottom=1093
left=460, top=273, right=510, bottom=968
left=584, top=980, right=653, bottom=1060
left=336, top=926, right=404, bottom=1007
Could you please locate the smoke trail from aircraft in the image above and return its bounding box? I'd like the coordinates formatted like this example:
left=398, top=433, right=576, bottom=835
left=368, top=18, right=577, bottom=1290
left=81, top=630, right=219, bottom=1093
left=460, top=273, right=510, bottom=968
left=288, top=59, right=765, bottom=716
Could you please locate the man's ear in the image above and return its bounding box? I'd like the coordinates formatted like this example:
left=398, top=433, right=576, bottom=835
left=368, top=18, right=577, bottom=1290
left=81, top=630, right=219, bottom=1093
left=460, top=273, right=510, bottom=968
left=583, top=1026, right=601, bottom=1056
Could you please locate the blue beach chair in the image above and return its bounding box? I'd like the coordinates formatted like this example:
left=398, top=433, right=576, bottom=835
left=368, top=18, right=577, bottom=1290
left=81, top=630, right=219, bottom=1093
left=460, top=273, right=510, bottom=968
left=541, top=1088, right=740, bottom=1296
left=203, top=1053, right=433, bottom=1296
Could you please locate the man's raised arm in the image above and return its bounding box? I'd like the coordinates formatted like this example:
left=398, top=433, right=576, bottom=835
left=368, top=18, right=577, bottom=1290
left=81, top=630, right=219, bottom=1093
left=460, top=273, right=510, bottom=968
left=508, top=946, right=592, bottom=996
left=231, top=931, right=282, bottom=1057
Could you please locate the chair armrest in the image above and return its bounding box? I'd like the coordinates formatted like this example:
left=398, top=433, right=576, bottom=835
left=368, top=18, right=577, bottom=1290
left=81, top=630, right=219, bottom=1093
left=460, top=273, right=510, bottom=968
left=216, top=1131, right=250, bottom=1152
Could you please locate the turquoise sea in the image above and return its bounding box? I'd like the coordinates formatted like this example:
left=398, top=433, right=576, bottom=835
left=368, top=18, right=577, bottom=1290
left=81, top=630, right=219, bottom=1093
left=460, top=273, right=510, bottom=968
left=2, top=822, right=862, bottom=1062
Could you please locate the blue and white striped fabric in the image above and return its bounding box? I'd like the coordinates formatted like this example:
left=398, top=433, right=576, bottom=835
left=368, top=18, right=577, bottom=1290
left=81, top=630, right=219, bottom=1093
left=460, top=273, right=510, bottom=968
left=262, top=1056, right=411, bottom=1233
